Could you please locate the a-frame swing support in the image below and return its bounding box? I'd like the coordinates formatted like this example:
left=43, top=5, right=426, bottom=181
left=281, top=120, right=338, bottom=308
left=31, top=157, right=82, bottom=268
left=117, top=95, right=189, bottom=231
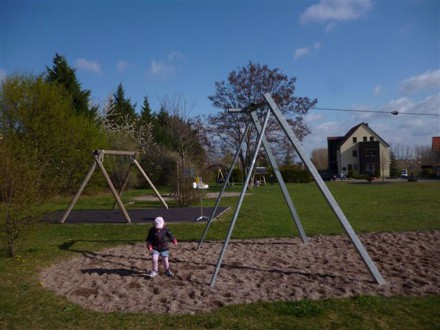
left=197, top=108, right=308, bottom=249
left=60, top=150, right=168, bottom=224
left=205, top=93, right=385, bottom=288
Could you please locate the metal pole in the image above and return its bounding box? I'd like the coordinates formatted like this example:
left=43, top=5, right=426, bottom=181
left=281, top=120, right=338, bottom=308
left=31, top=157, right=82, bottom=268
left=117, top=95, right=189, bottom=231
left=197, top=123, right=252, bottom=249
left=250, top=111, right=308, bottom=244
left=210, top=108, right=271, bottom=287
left=98, top=150, right=137, bottom=156
left=264, top=93, right=385, bottom=285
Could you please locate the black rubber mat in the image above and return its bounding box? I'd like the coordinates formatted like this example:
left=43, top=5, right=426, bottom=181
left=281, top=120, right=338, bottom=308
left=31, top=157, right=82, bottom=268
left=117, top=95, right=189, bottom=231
left=45, top=207, right=230, bottom=224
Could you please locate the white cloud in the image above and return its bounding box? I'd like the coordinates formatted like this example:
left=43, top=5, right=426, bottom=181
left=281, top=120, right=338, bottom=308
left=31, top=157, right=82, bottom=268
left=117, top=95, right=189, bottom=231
left=302, top=92, right=439, bottom=155
left=388, top=93, right=440, bottom=115
left=294, top=41, right=321, bottom=60
left=168, top=51, right=185, bottom=61
left=400, top=69, right=440, bottom=94
left=149, top=51, right=185, bottom=79
left=75, top=58, right=102, bottom=75
left=294, top=47, right=311, bottom=60
left=387, top=97, right=415, bottom=114
left=117, top=60, right=128, bottom=73
left=373, top=85, right=382, bottom=95
left=150, top=60, right=175, bottom=78
left=306, top=112, right=325, bottom=122
left=300, top=0, right=372, bottom=31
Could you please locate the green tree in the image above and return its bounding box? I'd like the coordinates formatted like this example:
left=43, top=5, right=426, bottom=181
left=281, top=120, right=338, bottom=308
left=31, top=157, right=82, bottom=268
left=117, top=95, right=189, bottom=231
left=154, top=95, right=206, bottom=206
left=106, top=83, right=137, bottom=127
left=0, top=74, right=107, bottom=255
left=0, top=142, right=42, bottom=257
left=139, top=96, right=154, bottom=126
left=389, top=151, right=399, bottom=178
left=46, top=53, right=97, bottom=118
left=208, top=62, right=317, bottom=176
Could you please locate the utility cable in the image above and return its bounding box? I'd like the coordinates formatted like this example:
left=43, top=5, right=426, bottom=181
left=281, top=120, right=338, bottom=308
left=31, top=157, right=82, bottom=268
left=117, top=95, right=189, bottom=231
left=312, top=107, right=440, bottom=117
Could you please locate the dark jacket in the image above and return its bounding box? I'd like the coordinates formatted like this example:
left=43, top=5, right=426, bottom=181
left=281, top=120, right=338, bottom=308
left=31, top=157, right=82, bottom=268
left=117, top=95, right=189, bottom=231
left=146, top=227, right=176, bottom=252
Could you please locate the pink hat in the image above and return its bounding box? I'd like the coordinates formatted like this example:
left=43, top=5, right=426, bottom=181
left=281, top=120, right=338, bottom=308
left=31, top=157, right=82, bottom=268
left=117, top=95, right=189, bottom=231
left=154, top=217, right=164, bottom=229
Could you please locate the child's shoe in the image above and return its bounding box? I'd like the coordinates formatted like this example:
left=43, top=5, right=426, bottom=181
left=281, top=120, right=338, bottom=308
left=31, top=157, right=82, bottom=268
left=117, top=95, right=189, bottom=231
left=166, top=269, right=174, bottom=277
left=148, top=270, right=158, bottom=278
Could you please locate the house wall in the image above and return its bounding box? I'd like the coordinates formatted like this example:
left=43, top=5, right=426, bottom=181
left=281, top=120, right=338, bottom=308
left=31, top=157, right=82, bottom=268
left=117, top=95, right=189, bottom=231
left=379, top=143, right=390, bottom=177
left=339, top=125, right=390, bottom=177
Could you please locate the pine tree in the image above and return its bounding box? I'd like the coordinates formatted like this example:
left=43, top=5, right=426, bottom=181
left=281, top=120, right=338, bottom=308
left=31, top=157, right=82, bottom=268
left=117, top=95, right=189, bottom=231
left=107, top=83, right=137, bottom=126
left=46, top=53, right=97, bottom=118
left=139, top=96, right=154, bottom=125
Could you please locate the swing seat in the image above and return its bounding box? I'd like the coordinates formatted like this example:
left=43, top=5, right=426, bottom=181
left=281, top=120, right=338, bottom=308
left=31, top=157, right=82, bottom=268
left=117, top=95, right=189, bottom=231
left=216, top=178, right=225, bottom=184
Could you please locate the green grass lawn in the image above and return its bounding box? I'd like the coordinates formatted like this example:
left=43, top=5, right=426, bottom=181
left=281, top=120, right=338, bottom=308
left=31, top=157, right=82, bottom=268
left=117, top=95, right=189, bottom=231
left=1, top=181, right=439, bottom=329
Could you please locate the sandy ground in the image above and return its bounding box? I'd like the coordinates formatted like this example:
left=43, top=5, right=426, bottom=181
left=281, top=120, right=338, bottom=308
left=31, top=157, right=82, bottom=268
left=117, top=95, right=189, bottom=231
left=40, top=231, right=440, bottom=315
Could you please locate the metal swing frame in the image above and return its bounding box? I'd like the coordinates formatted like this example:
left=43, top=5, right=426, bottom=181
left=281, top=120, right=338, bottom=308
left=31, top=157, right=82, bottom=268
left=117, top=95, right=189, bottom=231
left=60, top=149, right=168, bottom=224
left=198, top=93, right=385, bottom=287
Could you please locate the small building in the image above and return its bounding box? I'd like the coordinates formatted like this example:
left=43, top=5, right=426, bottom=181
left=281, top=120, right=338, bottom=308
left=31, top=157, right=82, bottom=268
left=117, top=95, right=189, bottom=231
left=431, top=136, right=440, bottom=177
left=327, top=122, right=390, bottom=178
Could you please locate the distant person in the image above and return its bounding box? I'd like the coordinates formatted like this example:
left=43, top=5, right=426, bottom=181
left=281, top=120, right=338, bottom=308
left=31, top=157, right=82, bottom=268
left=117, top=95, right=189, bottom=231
left=269, top=174, right=274, bottom=185
left=146, top=216, right=178, bottom=278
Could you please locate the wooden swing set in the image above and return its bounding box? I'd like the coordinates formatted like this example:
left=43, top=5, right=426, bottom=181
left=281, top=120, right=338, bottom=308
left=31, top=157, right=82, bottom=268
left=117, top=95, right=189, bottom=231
left=60, top=150, right=168, bottom=224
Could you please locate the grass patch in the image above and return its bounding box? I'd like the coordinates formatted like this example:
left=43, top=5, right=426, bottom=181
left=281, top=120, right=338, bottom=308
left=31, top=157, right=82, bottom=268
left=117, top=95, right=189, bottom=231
left=1, top=181, right=439, bottom=329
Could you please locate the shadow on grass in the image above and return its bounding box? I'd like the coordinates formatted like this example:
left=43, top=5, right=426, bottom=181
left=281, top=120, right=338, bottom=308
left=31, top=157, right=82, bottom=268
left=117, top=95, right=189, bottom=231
left=347, top=180, right=393, bottom=185
left=58, top=239, right=141, bottom=252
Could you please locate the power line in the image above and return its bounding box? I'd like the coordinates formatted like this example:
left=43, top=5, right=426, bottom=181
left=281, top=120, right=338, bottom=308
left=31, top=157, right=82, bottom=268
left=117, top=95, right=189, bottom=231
left=312, top=107, right=440, bottom=117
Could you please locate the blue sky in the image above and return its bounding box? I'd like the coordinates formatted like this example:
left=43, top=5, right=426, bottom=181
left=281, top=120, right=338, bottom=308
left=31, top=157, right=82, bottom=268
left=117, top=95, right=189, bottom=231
left=2, top=0, right=439, bottom=156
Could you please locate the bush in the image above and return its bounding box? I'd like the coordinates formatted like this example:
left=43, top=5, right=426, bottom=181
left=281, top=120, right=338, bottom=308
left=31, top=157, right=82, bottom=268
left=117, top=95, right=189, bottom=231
left=279, top=165, right=312, bottom=183
left=0, top=74, right=107, bottom=255
left=231, top=168, right=243, bottom=183
left=420, top=167, right=434, bottom=178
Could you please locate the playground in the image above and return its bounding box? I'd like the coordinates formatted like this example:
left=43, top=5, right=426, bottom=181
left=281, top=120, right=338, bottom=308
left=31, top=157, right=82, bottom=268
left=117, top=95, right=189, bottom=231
left=38, top=97, right=439, bottom=318
left=3, top=96, right=439, bottom=328
left=1, top=180, right=439, bottom=328
left=41, top=230, right=439, bottom=314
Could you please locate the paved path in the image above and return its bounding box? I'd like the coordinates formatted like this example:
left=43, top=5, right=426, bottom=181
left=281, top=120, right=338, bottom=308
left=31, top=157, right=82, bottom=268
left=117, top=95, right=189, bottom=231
left=45, top=207, right=229, bottom=224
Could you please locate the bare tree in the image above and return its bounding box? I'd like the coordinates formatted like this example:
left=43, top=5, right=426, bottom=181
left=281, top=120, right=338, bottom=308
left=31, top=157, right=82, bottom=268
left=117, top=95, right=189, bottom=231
left=380, top=149, right=390, bottom=182
left=311, top=148, right=328, bottom=170
left=208, top=62, right=317, bottom=177
left=415, top=145, right=433, bottom=165
left=157, top=95, right=206, bottom=206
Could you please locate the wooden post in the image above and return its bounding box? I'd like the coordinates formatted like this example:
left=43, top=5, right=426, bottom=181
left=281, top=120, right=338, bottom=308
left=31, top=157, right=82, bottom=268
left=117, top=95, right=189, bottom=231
left=94, top=152, right=132, bottom=223
left=60, top=161, right=97, bottom=223
left=60, top=149, right=168, bottom=224
left=132, top=159, right=169, bottom=209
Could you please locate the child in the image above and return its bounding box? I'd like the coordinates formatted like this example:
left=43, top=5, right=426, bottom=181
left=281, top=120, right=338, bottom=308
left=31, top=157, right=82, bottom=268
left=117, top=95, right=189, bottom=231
left=146, top=216, right=178, bottom=278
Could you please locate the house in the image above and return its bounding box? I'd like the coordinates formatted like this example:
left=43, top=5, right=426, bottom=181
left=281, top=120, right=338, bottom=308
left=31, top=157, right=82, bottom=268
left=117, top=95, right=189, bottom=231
left=327, top=122, right=390, bottom=178
left=431, top=136, right=440, bottom=177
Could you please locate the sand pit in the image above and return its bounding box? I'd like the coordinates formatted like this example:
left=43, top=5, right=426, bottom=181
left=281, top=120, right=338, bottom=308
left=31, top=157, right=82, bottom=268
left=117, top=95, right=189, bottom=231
left=40, top=231, right=440, bottom=315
